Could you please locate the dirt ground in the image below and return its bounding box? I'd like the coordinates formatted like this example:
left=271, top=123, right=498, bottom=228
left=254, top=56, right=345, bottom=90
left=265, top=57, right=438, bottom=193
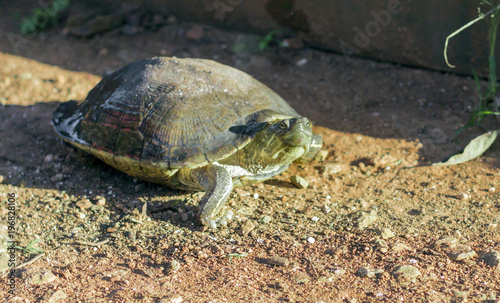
left=1, top=2, right=500, bottom=302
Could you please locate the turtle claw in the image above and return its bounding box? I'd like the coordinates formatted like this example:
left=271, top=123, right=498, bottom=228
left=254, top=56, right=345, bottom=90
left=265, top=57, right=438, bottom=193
left=203, top=209, right=234, bottom=230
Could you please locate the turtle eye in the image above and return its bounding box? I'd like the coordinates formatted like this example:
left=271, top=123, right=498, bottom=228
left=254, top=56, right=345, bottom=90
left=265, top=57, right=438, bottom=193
left=278, top=121, right=288, bottom=129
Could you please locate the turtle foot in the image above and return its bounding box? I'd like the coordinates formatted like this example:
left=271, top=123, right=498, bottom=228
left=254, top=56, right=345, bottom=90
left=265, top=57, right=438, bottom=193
left=200, top=209, right=234, bottom=230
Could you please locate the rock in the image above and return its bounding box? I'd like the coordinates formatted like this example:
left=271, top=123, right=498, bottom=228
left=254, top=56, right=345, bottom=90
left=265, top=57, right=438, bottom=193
left=314, top=150, right=329, bottom=162
left=290, top=175, right=308, bottom=189
left=446, top=245, right=477, bottom=262
left=186, top=25, right=204, bottom=39
left=164, top=295, right=183, bottom=303
left=430, top=127, right=448, bottom=144
left=44, top=154, right=54, bottom=163
left=296, top=58, right=308, bottom=66
left=166, top=15, right=177, bottom=24
left=391, top=243, right=414, bottom=253
left=374, top=239, right=388, bottom=253
left=323, top=163, right=343, bottom=175
left=259, top=215, right=272, bottom=224
left=393, top=265, right=421, bottom=284
left=452, top=290, right=468, bottom=301
left=238, top=220, right=255, bottom=236
left=76, top=198, right=92, bottom=210
left=282, top=37, right=304, bottom=49
left=356, top=267, right=384, bottom=278
left=95, top=195, right=106, bottom=206
left=134, top=183, right=146, bottom=192
left=25, top=268, right=57, bottom=285
left=47, top=289, right=67, bottom=303
left=169, top=260, right=181, bottom=272
left=357, top=210, right=378, bottom=229
left=479, top=249, right=500, bottom=269
left=50, top=173, right=64, bottom=182
left=102, top=269, right=128, bottom=280
left=266, top=256, right=289, bottom=267
left=307, top=237, right=315, bottom=244
left=436, top=237, right=458, bottom=246
left=378, top=228, right=395, bottom=239
left=436, top=238, right=477, bottom=262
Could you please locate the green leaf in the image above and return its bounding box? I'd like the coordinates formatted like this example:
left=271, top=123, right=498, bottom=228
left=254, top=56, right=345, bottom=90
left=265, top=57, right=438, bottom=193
left=433, top=129, right=500, bottom=166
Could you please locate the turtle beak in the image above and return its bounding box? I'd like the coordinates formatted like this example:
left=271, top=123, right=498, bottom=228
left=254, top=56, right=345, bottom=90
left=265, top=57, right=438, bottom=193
left=283, top=118, right=313, bottom=147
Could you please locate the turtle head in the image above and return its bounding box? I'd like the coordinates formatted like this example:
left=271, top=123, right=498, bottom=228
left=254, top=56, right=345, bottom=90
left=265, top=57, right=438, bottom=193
left=278, top=117, right=313, bottom=147
left=253, top=117, right=313, bottom=164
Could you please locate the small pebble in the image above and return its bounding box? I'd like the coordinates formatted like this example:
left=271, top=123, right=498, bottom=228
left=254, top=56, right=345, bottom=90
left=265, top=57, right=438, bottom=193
left=391, top=243, right=414, bottom=253
left=374, top=239, right=388, bottom=253
left=311, top=216, right=319, bottom=222
left=47, top=289, right=67, bottom=302
left=76, top=198, right=92, bottom=210
left=24, top=268, right=57, bottom=285
left=458, top=193, right=469, bottom=200
left=166, top=15, right=177, bottom=24
left=50, top=173, right=64, bottom=182
left=436, top=237, right=458, bottom=246
left=323, top=163, right=343, bottom=175
left=356, top=267, right=384, bottom=278
left=314, top=150, right=329, bottom=161
left=186, top=25, right=204, bottom=39
left=489, top=187, right=495, bottom=192
left=307, top=237, right=315, bottom=244
left=266, top=256, right=289, bottom=267
left=126, top=230, right=136, bottom=241
left=259, top=215, right=272, bottom=224
left=296, top=58, right=308, bottom=66
left=393, top=265, right=421, bottom=284
left=281, top=37, right=304, bottom=49
left=447, top=245, right=477, bottom=261
left=290, top=175, right=308, bottom=189
left=238, top=220, right=255, bottom=236
left=167, top=295, right=183, bottom=303
left=378, top=228, right=395, bottom=239
left=135, top=183, right=146, bottom=192
left=95, top=196, right=106, bottom=206
left=253, top=193, right=259, bottom=199
left=322, top=204, right=331, bottom=214
left=357, top=210, right=378, bottom=229
left=479, top=249, right=500, bottom=268
left=44, top=154, right=54, bottom=163
left=169, top=260, right=181, bottom=272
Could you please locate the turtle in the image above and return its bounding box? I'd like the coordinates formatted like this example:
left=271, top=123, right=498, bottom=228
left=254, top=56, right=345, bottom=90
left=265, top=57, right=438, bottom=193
left=52, top=57, right=322, bottom=229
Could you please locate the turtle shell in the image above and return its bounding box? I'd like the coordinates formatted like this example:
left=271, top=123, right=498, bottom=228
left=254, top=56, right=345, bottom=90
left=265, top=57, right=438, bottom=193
left=52, top=57, right=299, bottom=170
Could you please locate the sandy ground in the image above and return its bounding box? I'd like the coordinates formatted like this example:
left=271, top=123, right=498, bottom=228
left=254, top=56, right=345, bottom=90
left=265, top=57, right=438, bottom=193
left=0, top=1, right=499, bottom=302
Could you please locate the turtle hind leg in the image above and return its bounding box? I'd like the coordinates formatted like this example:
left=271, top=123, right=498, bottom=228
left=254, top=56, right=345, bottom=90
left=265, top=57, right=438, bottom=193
left=191, top=163, right=234, bottom=230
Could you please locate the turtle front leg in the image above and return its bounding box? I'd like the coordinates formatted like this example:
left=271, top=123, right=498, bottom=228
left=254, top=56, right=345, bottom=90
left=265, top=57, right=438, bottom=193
left=192, top=163, right=234, bottom=230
